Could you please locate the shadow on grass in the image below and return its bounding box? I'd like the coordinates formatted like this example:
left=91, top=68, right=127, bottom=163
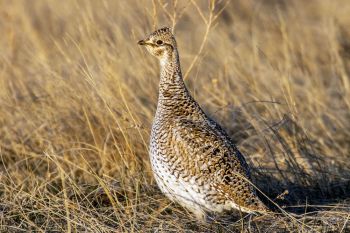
left=247, top=114, right=350, bottom=214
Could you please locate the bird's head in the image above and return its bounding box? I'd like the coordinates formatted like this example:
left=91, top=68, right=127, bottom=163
left=138, top=27, right=176, bottom=61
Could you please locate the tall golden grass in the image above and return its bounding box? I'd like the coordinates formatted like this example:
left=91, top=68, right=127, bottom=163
left=1, top=0, right=349, bottom=231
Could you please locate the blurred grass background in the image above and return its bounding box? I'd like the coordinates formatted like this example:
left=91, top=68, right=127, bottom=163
left=0, top=0, right=350, bottom=232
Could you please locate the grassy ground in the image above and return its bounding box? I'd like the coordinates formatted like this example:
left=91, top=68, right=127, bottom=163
left=1, top=0, right=350, bottom=232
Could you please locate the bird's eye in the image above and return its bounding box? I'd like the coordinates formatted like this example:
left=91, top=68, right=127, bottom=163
left=156, top=40, right=163, bottom=45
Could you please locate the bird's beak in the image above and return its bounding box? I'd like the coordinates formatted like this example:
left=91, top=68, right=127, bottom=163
left=137, top=40, right=146, bottom=45
left=138, top=38, right=152, bottom=46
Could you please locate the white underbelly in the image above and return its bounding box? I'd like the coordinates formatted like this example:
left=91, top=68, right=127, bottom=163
left=150, top=151, right=207, bottom=208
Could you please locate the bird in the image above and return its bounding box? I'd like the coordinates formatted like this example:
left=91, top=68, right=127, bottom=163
left=138, top=27, right=269, bottom=221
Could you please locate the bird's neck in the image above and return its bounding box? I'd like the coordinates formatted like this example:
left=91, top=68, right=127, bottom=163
left=158, top=49, right=187, bottom=100
left=156, top=49, right=205, bottom=120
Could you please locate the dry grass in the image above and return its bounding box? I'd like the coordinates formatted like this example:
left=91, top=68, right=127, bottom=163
left=0, top=0, right=350, bottom=232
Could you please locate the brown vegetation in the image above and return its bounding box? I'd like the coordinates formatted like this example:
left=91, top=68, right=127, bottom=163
left=0, top=0, right=349, bottom=232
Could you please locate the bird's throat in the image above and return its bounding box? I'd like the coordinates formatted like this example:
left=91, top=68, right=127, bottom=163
left=158, top=50, right=186, bottom=100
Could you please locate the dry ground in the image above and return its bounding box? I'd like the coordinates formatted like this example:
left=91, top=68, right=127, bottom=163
left=0, top=0, right=350, bottom=232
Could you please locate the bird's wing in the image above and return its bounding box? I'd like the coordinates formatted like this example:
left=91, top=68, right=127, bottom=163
left=171, top=118, right=268, bottom=212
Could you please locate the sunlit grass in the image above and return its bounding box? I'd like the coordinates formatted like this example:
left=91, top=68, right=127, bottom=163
left=0, top=0, right=349, bottom=232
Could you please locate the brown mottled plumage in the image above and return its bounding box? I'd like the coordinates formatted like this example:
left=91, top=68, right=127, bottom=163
left=138, top=27, right=269, bottom=221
